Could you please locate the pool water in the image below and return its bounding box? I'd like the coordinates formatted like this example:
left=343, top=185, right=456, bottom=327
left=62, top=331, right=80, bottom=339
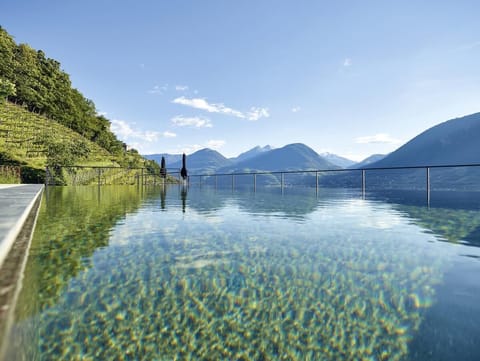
left=4, top=186, right=480, bottom=360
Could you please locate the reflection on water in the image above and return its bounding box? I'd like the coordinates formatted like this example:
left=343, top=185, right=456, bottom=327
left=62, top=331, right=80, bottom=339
left=5, top=186, right=480, bottom=360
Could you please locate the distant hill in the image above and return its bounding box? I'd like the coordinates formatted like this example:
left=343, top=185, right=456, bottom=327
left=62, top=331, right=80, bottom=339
left=170, top=148, right=232, bottom=174
left=322, top=113, right=480, bottom=191
left=350, top=154, right=386, bottom=169
left=144, top=153, right=182, bottom=167
left=220, top=143, right=339, bottom=173
left=369, top=112, right=480, bottom=168
left=320, top=152, right=355, bottom=168
left=230, top=145, right=273, bottom=164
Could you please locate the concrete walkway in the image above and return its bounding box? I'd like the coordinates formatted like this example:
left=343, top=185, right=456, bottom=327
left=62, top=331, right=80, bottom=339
left=0, top=184, right=44, bottom=268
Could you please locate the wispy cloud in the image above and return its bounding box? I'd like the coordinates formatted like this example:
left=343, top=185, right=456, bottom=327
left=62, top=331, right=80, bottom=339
left=291, top=106, right=301, bottom=113
left=355, top=133, right=401, bottom=145
left=343, top=58, right=352, bottom=67
left=171, top=115, right=213, bottom=128
left=172, top=96, right=243, bottom=117
left=172, top=96, right=269, bottom=121
left=96, top=111, right=108, bottom=117
left=246, top=107, right=270, bottom=121
left=163, top=131, right=177, bottom=138
left=148, top=84, right=168, bottom=95
left=110, top=119, right=174, bottom=143
left=175, top=85, right=189, bottom=91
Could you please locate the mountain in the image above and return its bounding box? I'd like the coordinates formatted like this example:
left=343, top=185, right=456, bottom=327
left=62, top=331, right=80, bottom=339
left=322, top=113, right=480, bottom=191
left=320, top=152, right=355, bottom=168
left=220, top=143, right=339, bottom=173
left=350, top=154, right=386, bottom=169
left=144, top=153, right=182, bottom=167
left=170, top=148, right=232, bottom=174
left=369, top=112, right=480, bottom=168
left=230, top=145, right=273, bottom=163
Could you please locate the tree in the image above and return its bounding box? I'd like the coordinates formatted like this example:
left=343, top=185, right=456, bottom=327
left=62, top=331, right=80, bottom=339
left=180, top=153, right=188, bottom=180
left=0, top=26, right=16, bottom=81
left=160, top=156, right=167, bottom=178
left=0, top=78, right=16, bottom=101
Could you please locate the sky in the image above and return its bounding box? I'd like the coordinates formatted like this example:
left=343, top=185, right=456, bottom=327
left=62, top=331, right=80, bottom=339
left=2, top=0, right=480, bottom=161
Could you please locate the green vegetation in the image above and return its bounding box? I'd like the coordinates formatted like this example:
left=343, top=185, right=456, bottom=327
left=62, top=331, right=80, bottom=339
left=0, top=102, right=162, bottom=184
left=0, top=165, right=21, bottom=183
left=0, top=26, right=167, bottom=184
left=0, top=26, right=122, bottom=152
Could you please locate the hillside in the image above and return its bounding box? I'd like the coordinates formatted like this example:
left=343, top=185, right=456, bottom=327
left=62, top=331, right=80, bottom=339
left=170, top=148, right=232, bottom=174
left=320, top=152, right=355, bottom=168
left=230, top=145, right=273, bottom=164
left=144, top=153, right=182, bottom=167
left=369, top=112, right=480, bottom=168
left=0, top=27, right=124, bottom=155
left=322, top=113, right=480, bottom=191
left=220, top=143, right=339, bottom=173
left=0, top=102, right=154, bottom=184
left=350, top=154, right=386, bottom=169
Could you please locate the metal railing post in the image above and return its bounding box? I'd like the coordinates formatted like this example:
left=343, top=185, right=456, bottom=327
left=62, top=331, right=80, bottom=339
left=316, top=171, right=319, bottom=194
left=281, top=173, right=284, bottom=193
left=215, top=175, right=218, bottom=189
left=361, top=169, right=366, bottom=198
left=232, top=174, right=235, bottom=191
left=427, top=167, right=431, bottom=206
left=254, top=173, right=256, bottom=192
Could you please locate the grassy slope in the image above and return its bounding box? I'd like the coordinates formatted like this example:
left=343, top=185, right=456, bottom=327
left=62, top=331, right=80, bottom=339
left=0, top=102, right=171, bottom=185
left=0, top=102, right=112, bottom=167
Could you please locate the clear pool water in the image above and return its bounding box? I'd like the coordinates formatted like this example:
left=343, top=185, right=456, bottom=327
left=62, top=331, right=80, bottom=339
left=5, top=186, right=480, bottom=360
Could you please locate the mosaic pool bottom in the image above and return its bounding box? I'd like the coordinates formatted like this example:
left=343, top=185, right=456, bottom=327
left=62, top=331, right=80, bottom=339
left=5, top=186, right=480, bottom=360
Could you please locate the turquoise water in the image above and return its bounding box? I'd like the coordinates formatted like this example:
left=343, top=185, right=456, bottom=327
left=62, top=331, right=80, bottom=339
left=5, top=186, right=480, bottom=360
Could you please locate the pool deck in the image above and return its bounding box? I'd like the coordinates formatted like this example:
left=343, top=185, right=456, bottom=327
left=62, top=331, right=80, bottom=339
left=0, top=184, right=44, bottom=268
left=0, top=184, right=43, bottom=360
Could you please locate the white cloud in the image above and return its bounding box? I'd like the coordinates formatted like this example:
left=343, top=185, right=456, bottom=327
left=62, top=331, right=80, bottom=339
left=110, top=119, right=173, bottom=143
left=172, top=96, right=269, bottom=121
left=343, top=58, right=352, bottom=67
left=163, top=131, right=177, bottom=138
left=148, top=84, right=168, bottom=95
left=172, top=96, right=243, bottom=117
left=97, top=111, right=108, bottom=117
left=355, top=133, right=401, bottom=145
left=246, top=107, right=270, bottom=121
left=206, top=140, right=226, bottom=149
left=175, top=85, right=189, bottom=91
left=291, top=106, right=301, bottom=113
left=171, top=115, right=213, bottom=128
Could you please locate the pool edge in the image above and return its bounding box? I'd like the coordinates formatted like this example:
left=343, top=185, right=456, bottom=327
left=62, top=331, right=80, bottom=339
left=0, top=185, right=43, bottom=361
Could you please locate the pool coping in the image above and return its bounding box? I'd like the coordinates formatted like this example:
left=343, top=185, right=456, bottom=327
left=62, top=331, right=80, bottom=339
left=0, top=184, right=44, bottom=267
left=0, top=184, right=43, bottom=361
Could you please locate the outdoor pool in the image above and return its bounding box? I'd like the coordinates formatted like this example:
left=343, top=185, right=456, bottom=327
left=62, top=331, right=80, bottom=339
left=4, top=185, right=480, bottom=360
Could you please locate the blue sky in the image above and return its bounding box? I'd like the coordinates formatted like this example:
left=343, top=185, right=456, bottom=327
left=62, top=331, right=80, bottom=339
left=2, top=0, right=480, bottom=160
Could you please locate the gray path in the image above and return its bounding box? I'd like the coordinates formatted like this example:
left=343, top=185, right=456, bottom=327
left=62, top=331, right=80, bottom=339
left=0, top=184, right=44, bottom=268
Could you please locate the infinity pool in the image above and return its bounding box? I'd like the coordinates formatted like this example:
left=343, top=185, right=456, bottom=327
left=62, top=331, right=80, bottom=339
left=4, top=186, right=480, bottom=360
